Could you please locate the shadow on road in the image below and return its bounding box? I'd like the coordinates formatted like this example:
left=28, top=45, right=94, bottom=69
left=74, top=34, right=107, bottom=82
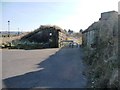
left=3, top=47, right=87, bottom=89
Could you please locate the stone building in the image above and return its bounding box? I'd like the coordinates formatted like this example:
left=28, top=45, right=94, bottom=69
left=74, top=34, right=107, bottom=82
left=82, top=11, right=118, bottom=49
left=82, top=11, right=118, bottom=88
left=21, top=25, right=67, bottom=48
left=82, top=22, right=98, bottom=49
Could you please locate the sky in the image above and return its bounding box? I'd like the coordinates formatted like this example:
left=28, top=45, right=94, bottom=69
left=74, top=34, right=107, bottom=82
left=1, top=0, right=119, bottom=32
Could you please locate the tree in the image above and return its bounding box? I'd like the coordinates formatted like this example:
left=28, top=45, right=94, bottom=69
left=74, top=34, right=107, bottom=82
left=64, top=29, right=67, bottom=33
left=79, top=29, right=83, bottom=33
left=68, top=29, right=73, bottom=34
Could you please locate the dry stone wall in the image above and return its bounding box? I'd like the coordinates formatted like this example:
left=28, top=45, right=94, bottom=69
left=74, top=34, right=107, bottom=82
left=82, top=11, right=119, bottom=88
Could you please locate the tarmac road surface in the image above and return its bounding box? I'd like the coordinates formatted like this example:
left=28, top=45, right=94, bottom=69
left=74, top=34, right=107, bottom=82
left=2, top=47, right=87, bottom=88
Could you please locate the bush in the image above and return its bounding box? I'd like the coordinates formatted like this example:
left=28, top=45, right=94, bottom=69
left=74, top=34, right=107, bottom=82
left=8, top=40, right=44, bottom=50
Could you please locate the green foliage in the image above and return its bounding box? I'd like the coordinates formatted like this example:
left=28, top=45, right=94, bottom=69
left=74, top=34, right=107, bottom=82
left=83, top=38, right=118, bottom=88
left=4, top=40, right=44, bottom=50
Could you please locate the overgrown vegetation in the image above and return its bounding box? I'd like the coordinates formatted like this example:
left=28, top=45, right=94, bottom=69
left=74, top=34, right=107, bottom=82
left=82, top=11, right=119, bottom=88
left=1, top=40, right=43, bottom=50
left=83, top=39, right=118, bottom=88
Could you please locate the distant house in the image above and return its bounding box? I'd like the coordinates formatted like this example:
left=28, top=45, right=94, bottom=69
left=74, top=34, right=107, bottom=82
left=21, top=25, right=67, bottom=48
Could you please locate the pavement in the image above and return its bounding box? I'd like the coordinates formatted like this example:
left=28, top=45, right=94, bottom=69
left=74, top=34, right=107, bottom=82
left=2, top=47, right=87, bottom=88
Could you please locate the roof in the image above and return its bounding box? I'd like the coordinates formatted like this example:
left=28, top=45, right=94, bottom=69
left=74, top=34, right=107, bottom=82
left=82, top=22, right=98, bottom=33
left=39, top=25, right=65, bottom=33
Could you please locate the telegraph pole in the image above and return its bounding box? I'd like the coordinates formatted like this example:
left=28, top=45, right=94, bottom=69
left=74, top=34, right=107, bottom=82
left=8, top=20, right=10, bottom=37
left=18, top=28, right=19, bottom=36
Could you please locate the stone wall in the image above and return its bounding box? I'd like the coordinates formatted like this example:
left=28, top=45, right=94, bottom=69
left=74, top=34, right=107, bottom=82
left=22, top=25, right=67, bottom=48
left=82, top=11, right=119, bottom=88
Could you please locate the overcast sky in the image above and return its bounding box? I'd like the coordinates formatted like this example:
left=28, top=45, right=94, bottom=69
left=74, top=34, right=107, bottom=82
left=1, top=0, right=119, bottom=32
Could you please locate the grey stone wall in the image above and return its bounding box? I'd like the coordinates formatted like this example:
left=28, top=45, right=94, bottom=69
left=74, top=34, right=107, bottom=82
left=19, top=25, right=67, bottom=48
left=82, top=11, right=119, bottom=88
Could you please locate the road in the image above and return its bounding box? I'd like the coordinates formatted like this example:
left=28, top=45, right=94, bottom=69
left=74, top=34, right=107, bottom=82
left=2, top=47, right=87, bottom=88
